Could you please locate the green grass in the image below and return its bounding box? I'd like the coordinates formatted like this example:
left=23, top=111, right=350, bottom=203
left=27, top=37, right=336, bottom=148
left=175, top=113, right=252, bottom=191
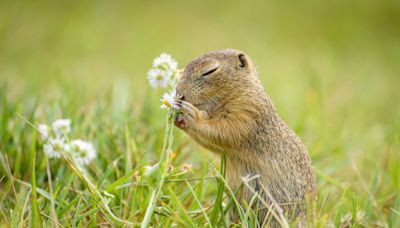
left=1, top=0, right=400, bottom=227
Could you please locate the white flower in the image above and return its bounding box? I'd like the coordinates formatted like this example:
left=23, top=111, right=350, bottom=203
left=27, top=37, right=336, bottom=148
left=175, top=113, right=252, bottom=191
left=52, top=119, right=71, bottom=137
left=160, top=90, right=180, bottom=110
left=147, top=53, right=180, bottom=89
left=43, top=137, right=67, bottom=158
left=152, top=53, right=178, bottom=71
left=147, top=68, right=171, bottom=88
left=38, top=124, right=49, bottom=139
left=67, top=139, right=97, bottom=166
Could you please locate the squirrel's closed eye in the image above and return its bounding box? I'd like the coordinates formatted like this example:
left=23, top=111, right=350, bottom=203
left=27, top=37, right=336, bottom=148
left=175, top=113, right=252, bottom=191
left=201, top=67, right=219, bottom=76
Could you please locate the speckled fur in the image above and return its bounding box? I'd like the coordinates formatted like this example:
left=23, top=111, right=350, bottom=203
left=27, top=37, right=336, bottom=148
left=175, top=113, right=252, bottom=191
left=174, top=49, right=316, bottom=226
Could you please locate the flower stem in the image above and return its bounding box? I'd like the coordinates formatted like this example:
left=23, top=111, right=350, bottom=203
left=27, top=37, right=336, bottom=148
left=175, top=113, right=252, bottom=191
left=140, top=190, right=157, bottom=228
left=141, top=110, right=176, bottom=228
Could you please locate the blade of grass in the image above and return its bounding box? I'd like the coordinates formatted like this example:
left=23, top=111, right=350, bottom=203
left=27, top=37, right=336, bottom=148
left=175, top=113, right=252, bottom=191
left=210, top=154, right=226, bottom=226
left=14, top=179, right=57, bottom=204
left=244, top=192, right=259, bottom=227
left=185, top=180, right=212, bottom=228
left=334, top=205, right=343, bottom=227
left=167, top=187, right=197, bottom=227
left=351, top=192, right=358, bottom=226
left=1, top=153, right=22, bottom=228
left=57, top=195, right=81, bottom=218
left=20, top=189, right=32, bottom=228
left=315, top=169, right=346, bottom=190
left=17, top=113, right=136, bottom=226
left=125, top=125, right=133, bottom=174
left=46, top=157, right=59, bottom=227
left=105, top=169, right=137, bottom=192
left=213, top=163, right=246, bottom=223
left=31, top=152, right=41, bottom=227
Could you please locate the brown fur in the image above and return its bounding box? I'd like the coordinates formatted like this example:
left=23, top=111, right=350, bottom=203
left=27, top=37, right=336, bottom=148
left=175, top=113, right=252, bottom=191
left=174, top=49, right=317, bottom=226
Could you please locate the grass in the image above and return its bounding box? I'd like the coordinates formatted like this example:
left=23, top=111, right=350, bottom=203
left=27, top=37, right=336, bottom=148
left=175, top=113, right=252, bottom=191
left=1, top=0, right=400, bottom=227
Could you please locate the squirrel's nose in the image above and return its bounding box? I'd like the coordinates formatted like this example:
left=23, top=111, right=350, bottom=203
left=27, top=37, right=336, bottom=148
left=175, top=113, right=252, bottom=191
left=176, top=83, right=188, bottom=100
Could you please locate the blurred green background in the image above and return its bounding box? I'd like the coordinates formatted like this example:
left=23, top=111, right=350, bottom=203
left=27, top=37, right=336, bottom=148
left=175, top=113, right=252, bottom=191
left=1, top=0, right=400, bottom=123
left=1, top=0, right=399, bottom=226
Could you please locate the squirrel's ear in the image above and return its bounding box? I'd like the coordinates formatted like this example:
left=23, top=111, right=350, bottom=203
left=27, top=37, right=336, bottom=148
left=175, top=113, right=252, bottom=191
left=238, top=54, right=248, bottom=68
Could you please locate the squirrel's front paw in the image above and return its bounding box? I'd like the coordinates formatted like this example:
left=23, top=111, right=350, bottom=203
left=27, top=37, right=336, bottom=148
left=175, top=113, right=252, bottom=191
left=174, top=100, right=199, bottom=130
left=175, top=113, right=188, bottom=129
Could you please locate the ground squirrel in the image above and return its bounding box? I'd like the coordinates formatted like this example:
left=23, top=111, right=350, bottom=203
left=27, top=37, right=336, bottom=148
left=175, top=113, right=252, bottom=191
left=174, top=49, right=317, bottom=226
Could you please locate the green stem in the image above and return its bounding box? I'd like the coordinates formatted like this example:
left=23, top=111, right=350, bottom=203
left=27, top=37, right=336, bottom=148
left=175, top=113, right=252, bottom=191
left=141, top=110, right=176, bottom=228
left=141, top=190, right=157, bottom=227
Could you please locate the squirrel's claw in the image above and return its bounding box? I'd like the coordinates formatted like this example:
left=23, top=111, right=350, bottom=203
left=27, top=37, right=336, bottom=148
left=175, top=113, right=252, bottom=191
left=178, top=100, right=199, bottom=118
left=174, top=100, right=199, bottom=130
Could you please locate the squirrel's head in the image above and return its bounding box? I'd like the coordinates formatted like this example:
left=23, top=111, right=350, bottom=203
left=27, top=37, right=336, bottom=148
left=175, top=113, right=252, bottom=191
left=176, top=49, right=260, bottom=112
